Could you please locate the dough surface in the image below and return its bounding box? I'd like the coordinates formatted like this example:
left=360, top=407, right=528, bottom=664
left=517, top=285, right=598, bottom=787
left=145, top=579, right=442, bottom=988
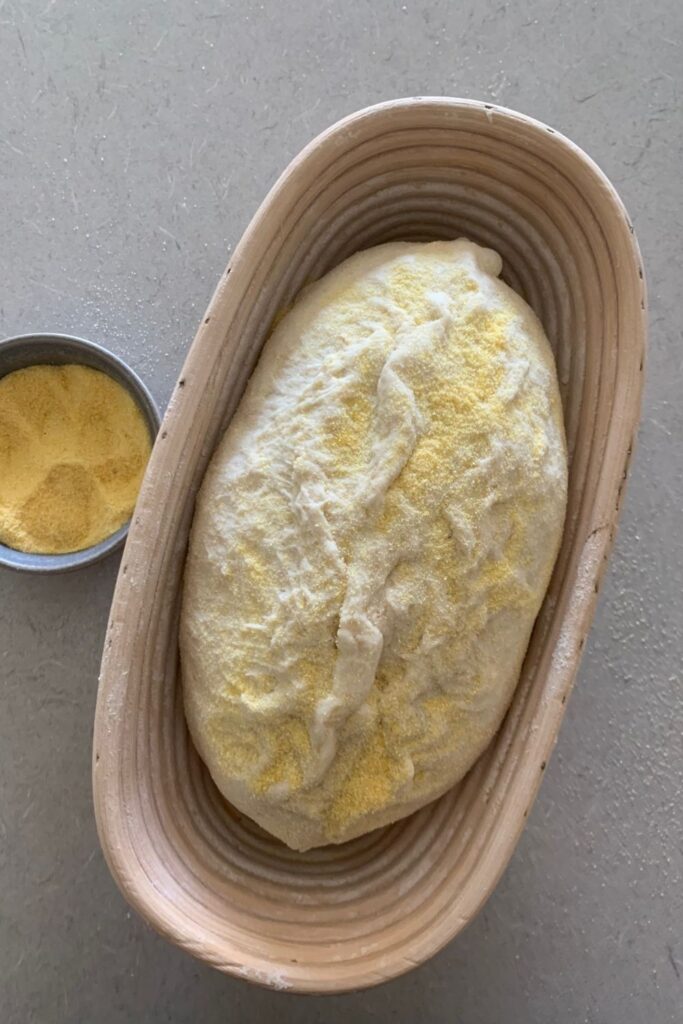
left=181, top=239, right=567, bottom=851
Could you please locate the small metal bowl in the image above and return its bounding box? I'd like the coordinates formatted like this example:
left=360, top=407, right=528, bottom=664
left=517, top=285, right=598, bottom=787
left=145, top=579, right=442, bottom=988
left=0, top=332, right=160, bottom=574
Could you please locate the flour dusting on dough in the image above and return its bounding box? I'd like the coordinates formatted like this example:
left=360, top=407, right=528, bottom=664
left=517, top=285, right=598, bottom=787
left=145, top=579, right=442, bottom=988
left=181, top=240, right=568, bottom=851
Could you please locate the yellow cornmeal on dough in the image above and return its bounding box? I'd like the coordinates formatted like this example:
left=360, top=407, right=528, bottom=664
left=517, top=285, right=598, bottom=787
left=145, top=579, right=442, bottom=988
left=0, top=364, right=152, bottom=554
left=181, top=239, right=568, bottom=851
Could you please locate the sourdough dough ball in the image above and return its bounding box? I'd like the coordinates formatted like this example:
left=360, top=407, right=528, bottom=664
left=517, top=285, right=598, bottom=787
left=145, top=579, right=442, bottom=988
left=181, top=239, right=567, bottom=851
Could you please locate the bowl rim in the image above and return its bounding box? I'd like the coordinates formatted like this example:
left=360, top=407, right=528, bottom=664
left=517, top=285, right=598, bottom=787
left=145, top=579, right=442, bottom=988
left=0, top=331, right=161, bottom=574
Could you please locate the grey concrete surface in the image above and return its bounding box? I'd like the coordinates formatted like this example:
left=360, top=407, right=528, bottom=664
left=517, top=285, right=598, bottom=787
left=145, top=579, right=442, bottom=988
left=1, top=1, right=681, bottom=1021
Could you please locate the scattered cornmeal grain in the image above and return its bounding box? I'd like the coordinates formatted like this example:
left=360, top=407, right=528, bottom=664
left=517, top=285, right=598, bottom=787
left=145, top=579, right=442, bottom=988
left=0, top=364, right=151, bottom=554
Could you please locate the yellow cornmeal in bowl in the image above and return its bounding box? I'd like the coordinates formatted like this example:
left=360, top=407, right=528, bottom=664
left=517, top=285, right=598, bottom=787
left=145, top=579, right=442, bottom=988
left=0, top=364, right=152, bottom=554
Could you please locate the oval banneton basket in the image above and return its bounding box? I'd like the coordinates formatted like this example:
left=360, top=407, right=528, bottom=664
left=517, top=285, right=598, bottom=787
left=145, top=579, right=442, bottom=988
left=93, top=99, right=645, bottom=993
